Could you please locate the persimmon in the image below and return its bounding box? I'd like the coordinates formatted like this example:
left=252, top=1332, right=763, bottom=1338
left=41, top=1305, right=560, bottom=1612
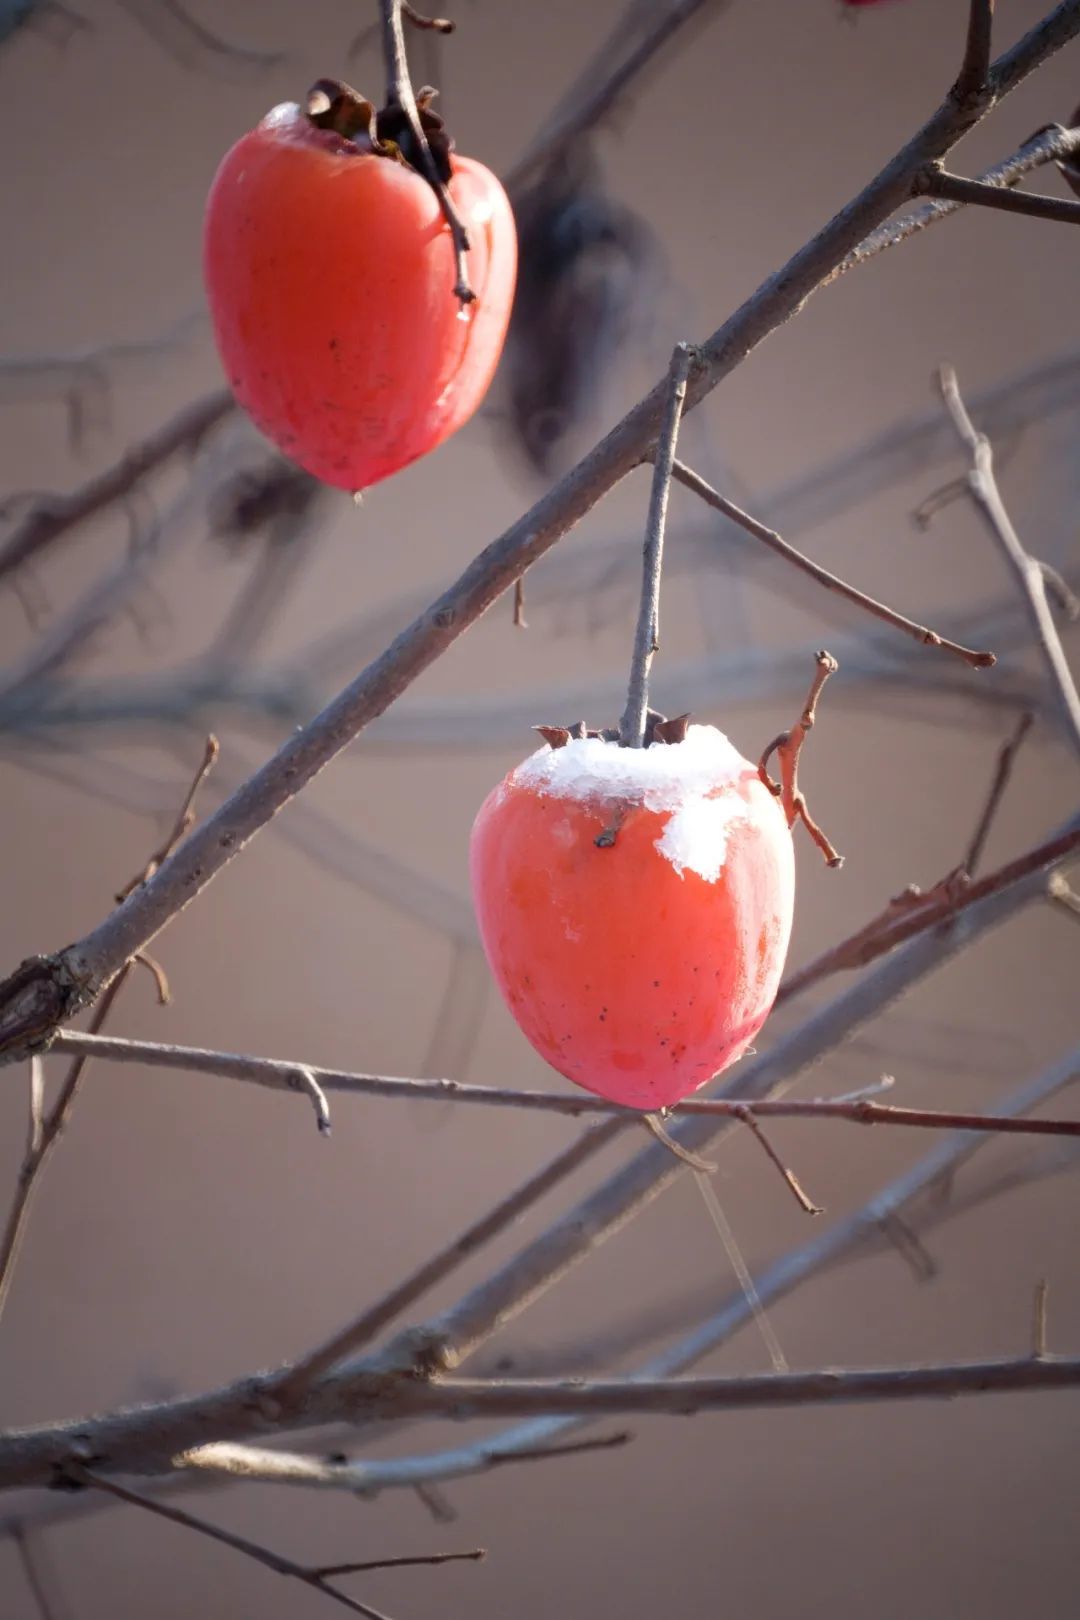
left=470, top=724, right=795, bottom=1112
left=203, top=88, right=516, bottom=492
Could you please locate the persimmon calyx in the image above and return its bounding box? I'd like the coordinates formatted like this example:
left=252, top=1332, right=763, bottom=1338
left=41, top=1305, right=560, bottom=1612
left=304, top=76, right=455, bottom=183
left=532, top=709, right=693, bottom=753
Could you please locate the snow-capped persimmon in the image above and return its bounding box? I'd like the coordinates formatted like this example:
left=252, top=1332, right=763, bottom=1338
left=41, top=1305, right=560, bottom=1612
left=203, top=91, right=516, bottom=492
left=469, top=725, right=796, bottom=1112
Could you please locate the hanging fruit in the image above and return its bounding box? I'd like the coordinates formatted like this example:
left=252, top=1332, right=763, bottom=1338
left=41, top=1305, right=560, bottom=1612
left=470, top=717, right=796, bottom=1112
left=203, top=80, right=516, bottom=493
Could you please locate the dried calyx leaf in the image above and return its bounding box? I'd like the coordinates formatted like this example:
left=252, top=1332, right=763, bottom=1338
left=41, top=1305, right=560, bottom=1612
left=533, top=710, right=691, bottom=750
left=304, top=78, right=454, bottom=183
left=503, top=142, right=660, bottom=477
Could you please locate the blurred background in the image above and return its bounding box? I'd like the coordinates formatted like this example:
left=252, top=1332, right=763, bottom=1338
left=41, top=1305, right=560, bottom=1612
left=0, top=1, right=1078, bottom=1616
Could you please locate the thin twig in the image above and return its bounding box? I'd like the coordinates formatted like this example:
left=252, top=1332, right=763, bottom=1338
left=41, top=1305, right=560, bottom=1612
left=0, top=389, right=233, bottom=584
left=919, top=166, right=1080, bottom=225
left=72, top=1469, right=399, bottom=1620
left=671, top=461, right=996, bottom=668
left=758, top=651, right=843, bottom=866
left=963, top=711, right=1033, bottom=875
left=620, top=343, right=693, bottom=746
left=1032, top=1278, right=1050, bottom=1358
left=937, top=365, right=1080, bottom=760
left=314, top=1551, right=483, bottom=1576
left=954, top=0, right=995, bottom=105
left=829, top=122, right=1080, bottom=286
left=733, top=1106, right=823, bottom=1215
left=379, top=0, right=473, bottom=303
left=44, top=1029, right=1080, bottom=1136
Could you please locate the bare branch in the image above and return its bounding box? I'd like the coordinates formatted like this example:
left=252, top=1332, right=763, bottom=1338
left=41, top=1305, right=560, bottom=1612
left=963, top=711, right=1033, bottom=876
left=670, top=461, right=996, bottom=668
left=954, top=0, right=995, bottom=105
left=830, top=122, right=1080, bottom=285
left=379, top=0, right=473, bottom=303
left=48, top=1029, right=1080, bottom=1140
left=73, top=1469, right=399, bottom=1620
left=620, top=343, right=694, bottom=746
left=919, top=166, right=1080, bottom=225
left=937, top=365, right=1080, bottom=760
left=0, top=389, right=233, bottom=585
left=778, top=820, right=1080, bottom=1003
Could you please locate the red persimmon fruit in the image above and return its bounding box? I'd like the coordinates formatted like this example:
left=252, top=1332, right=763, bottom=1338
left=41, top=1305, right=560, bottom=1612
left=203, top=98, right=516, bottom=492
left=470, top=725, right=796, bottom=1111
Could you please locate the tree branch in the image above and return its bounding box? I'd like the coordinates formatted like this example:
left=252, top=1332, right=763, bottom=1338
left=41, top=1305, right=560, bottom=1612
left=0, top=389, right=233, bottom=585
left=670, top=460, right=996, bottom=667
left=777, top=820, right=1080, bottom=1003
left=40, top=1029, right=1080, bottom=1139
left=620, top=343, right=693, bottom=746
left=918, top=165, right=1080, bottom=224
left=936, top=365, right=1080, bottom=760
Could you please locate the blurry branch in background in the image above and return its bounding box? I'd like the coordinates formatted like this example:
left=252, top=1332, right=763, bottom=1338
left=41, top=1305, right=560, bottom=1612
left=0, top=311, right=206, bottom=456
left=0, top=385, right=232, bottom=583
left=936, top=364, right=1080, bottom=759
left=73, top=1467, right=482, bottom=1620
left=114, top=0, right=287, bottom=78
left=0, top=737, right=217, bottom=1327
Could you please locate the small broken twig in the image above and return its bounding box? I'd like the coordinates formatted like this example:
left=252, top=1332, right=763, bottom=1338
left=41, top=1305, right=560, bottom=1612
left=758, top=651, right=843, bottom=867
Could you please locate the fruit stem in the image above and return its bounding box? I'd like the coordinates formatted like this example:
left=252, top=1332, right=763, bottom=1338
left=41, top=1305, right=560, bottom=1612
left=618, top=343, right=693, bottom=748
left=378, top=0, right=475, bottom=304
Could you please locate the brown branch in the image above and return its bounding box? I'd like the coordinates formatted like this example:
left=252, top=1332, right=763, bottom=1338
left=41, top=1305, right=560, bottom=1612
left=954, top=0, right=996, bottom=105
left=73, top=1469, right=400, bottom=1620
left=758, top=651, right=843, bottom=866
left=620, top=343, right=694, bottom=746
left=780, top=823, right=1080, bottom=1002
left=829, top=122, right=1080, bottom=285
left=671, top=461, right=996, bottom=668
left=918, top=165, right=1080, bottom=225
left=963, top=710, right=1033, bottom=876
left=937, top=365, right=1080, bottom=758
left=0, top=388, right=233, bottom=585
left=44, top=1029, right=1080, bottom=1137
left=379, top=0, right=473, bottom=303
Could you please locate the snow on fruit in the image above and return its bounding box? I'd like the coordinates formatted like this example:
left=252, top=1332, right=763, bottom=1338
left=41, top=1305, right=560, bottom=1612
left=470, top=723, right=796, bottom=1111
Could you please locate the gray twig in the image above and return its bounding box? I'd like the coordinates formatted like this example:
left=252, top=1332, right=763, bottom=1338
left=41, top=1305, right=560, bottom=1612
left=937, top=364, right=1080, bottom=760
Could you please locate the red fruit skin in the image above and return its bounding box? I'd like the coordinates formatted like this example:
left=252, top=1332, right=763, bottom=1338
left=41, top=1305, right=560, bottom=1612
left=469, top=736, right=795, bottom=1111
left=203, top=103, right=517, bottom=491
